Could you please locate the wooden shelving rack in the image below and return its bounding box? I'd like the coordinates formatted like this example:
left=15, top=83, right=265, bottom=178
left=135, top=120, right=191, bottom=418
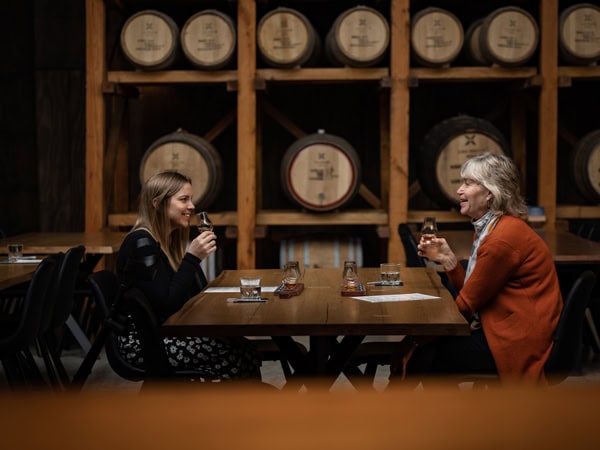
left=85, top=0, right=600, bottom=268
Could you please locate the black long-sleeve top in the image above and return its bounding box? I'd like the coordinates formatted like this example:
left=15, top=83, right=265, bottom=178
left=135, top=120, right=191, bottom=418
left=116, top=229, right=207, bottom=323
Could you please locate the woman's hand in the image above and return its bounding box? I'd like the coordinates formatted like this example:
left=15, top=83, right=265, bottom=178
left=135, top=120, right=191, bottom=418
left=188, top=231, right=217, bottom=260
left=417, top=236, right=458, bottom=271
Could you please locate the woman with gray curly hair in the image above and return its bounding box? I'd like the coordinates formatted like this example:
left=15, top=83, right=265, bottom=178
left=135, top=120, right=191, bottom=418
left=394, top=153, right=562, bottom=386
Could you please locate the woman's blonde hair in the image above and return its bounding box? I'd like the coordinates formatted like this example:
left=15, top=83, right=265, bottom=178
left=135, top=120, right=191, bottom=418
left=461, top=152, right=528, bottom=217
left=133, top=171, right=192, bottom=270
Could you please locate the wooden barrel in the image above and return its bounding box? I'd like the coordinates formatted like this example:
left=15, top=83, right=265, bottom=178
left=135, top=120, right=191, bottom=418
left=410, top=7, right=464, bottom=67
left=325, top=6, right=389, bottom=68
left=280, top=131, right=361, bottom=212
left=279, top=237, right=363, bottom=269
left=559, top=3, right=600, bottom=65
left=417, top=116, right=509, bottom=207
left=139, top=130, right=223, bottom=210
left=464, top=18, right=489, bottom=65
left=120, top=10, right=179, bottom=70
left=257, top=7, right=320, bottom=68
left=479, top=7, right=539, bottom=67
left=570, top=129, right=600, bottom=203
left=180, top=10, right=236, bottom=70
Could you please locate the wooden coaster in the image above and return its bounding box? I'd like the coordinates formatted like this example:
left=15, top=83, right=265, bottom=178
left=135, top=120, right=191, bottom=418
left=275, top=283, right=305, bottom=298
left=341, top=283, right=367, bottom=296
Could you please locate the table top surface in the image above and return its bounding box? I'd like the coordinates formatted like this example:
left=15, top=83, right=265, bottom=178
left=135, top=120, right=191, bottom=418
left=0, top=231, right=127, bottom=255
left=163, top=267, right=469, bottom=337
left=0, top=263, right=38, bottom=290
left=436, top=229, right=600, bottom=263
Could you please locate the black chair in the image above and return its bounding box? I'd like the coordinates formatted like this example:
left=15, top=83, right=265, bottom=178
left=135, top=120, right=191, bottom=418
left=545, top=270, right=596, bottom=385
left=85, top=269, right=144, bottom=382
left=0, top=257, right=58, bottom=390
left=399, top=223, right=427, bottom=268
left=84, top=271, right=255, bottom=388
left=119, top=287, right=204, bottom=382
left=37, top=245, right=85, bottom=388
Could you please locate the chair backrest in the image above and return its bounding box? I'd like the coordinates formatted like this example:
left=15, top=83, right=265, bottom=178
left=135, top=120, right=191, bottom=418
left=120, top=287, right=173, bottom=379
left=50, top=245, right=85, bottom=329
left=545, top=270, right=596, bottom=384
left=0, top=257, right=58, bottom=353
left=37, top=253, right=64, bottom=335
left=398, top=223, right=427, bottom=268
left=87, top=270, right=144, bottom=381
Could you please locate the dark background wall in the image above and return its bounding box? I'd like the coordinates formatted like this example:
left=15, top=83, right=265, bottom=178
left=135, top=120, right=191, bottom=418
left=1, top=0, right=85, bottom=238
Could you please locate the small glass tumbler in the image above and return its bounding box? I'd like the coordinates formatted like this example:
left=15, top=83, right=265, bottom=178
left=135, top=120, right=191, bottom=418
left=240, top=277, right=261, bottom=299
left=380, top=263, right=401, bottom=284
left=7, top=244, right=24, bottom=263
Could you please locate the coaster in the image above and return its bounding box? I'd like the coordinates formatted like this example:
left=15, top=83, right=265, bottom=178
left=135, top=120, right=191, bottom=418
left=341, top=283, right=367, bottom=296
left=275, top=283, right=305, bottom=298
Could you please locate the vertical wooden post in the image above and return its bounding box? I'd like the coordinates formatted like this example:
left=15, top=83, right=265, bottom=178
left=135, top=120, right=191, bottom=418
left=388, top=0, right=411, bottom=263
left=85, top=0, right=106, bottom=232
left=237, top=0, right=257, bottom=268
left=538, top=0, right=558, bottom=229
left=510, top=94, right=527, bottom=196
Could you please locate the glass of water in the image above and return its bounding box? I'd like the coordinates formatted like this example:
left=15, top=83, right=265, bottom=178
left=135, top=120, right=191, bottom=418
left=240, top=277, right=261, bottom=299
left=380, top=263, right=401, bottom=285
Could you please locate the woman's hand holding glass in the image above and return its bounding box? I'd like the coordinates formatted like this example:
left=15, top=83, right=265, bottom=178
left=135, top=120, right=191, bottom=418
left=417, top=236, right=458, bottom=271
left=188, top=230, right=217, bottom=260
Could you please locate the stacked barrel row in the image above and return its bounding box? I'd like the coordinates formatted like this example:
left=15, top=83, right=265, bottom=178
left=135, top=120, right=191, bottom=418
left=413, top=3, right=600, bottom=67
left=120, top=4, right=600, bottom=70
left=120, top=6, right=390, bottom=70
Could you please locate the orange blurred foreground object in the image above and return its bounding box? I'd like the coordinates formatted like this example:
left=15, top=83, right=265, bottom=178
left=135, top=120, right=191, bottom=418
left=1, top=382, right=600, bottom=449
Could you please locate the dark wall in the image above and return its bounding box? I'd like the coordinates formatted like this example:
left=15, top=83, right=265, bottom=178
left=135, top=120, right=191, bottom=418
left=1, top=0, right=85, bottom=238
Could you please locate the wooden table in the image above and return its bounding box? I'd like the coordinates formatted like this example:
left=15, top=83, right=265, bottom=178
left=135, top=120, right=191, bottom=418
left=433, top=229, right=600, bottom=264
left=0, top=232, right=127, bottom=353
left=0, top=230, right=125, bottom=259
left=0, top=263, right=38, bottom=290
left=163, top=267, right=469, bottom=387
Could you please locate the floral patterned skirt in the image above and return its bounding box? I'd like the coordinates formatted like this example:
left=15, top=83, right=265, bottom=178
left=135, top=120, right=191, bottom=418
left=118, top=328, right=261, bottom=381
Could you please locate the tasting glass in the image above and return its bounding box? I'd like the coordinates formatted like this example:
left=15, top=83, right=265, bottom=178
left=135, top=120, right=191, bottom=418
left=196, top=211, right=213, bottom=232
left=282, top=261, right=301, bottom=289
left=342, top=260, right=360, bottom=290
left=421, top=217, right=438, bottom=243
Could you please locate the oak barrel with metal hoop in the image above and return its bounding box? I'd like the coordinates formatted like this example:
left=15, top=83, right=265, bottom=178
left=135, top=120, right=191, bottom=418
left=410, top=7, right=464, bottom=67
left=279, top=236, right=364, bottom=269
left=180, top=10, right=236, bottom=70
left=464, top=18, right=489, bottom=65
left=570, top=129, right=600, bottom=203
left=120, top=10, right=180, bottom=70
left=479, top=7, right=539, bottom=67
left=559, top=3, right=600, bottom=65
left=140, top=130, right=223, bottom=210
left=257, top=7, right=321, bottom=68
left=417, top=115, right=509, bottom=208
left=280, top=131, right=361, bottom=212
left=325, top=5, right=389, bottom=68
